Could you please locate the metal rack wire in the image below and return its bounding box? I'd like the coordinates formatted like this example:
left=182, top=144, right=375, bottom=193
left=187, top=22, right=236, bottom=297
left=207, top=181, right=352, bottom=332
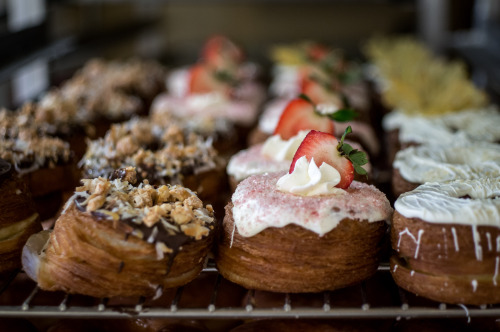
left=1, top=264, right=499, bottom=321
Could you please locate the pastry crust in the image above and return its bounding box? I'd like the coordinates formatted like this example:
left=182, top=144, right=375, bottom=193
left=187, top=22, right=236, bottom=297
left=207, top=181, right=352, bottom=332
left=23, top=174, right=215, bottom=298
left=35, top=205, right=212, bottom=298
left=391, top=211, right=500, bottom=305
left=217, top=202, right=386, bottom=293
left=0, top=170, right=41, bottom=274
left=391, top=168, right=419, bottom=198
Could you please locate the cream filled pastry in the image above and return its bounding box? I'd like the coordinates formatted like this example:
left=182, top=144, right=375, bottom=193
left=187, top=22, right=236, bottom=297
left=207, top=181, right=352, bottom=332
left=217, top=130, right=391, bottom=293
left=391, top=178, right=500, bottom=305
left=22, top=168, right=215, bottom=298
left=392, top=142, right=500, bottom=197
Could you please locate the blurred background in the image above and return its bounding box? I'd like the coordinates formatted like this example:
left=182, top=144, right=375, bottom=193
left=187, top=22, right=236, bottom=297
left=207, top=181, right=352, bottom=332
left=0, top=0, right=499, bottom=108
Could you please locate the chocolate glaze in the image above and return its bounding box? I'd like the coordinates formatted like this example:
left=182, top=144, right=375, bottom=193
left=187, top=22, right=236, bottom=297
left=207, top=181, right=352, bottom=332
left=74, top=194, right=195, bottom=275
left=0, top=158, right=12, bottom=185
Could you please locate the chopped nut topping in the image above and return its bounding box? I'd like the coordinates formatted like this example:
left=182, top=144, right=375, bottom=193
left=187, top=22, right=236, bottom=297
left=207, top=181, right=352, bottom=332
left=70, top=168, right=214, bottom=247
left=180, top=224, right=210, bottom=240
left=116, top=135, right=139, bottom=156
left=170, top=186, right=192, bottom=201
left=171, top=205, right=195, bottom=225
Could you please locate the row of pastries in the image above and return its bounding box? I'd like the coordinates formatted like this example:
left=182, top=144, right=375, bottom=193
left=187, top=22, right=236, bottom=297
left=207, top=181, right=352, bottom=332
left=0, top=35, right=499, bottom=331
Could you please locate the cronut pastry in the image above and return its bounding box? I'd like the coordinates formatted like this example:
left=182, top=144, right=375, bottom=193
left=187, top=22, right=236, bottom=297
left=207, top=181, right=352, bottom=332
left=0, top=159, right=41, bottom=274
left=22, top=168, right=215, bottom=298
left=217, top=172, right=392, bottom=293
left=391, top=179, right=500, bottom=305
left=81, top=118, right=225, bottom=205
left=0, top=109, right=74, bottom=218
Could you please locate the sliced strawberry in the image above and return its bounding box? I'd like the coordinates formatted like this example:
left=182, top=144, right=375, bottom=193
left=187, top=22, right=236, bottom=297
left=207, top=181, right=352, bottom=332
left=188, top=63, right=231, bottom=95
left=301, top=78, right=343, bottom=106
left=201, top=35, right=244, bottom=70
left=273, top=97, right=334, bottom=140
left=290, top=130, right=353, bottom=189
left=306, top=43, right=330, bottom=62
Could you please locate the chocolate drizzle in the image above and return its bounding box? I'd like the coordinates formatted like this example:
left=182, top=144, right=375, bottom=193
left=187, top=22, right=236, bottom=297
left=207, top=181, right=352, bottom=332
left=0, top=159, right=12, bottom=185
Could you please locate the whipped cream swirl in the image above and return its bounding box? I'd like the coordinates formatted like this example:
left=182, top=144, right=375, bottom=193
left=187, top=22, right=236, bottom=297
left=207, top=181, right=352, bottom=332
left=276, top=156, right=345, bottom=196
left=261, top=130, right=309, bottom=161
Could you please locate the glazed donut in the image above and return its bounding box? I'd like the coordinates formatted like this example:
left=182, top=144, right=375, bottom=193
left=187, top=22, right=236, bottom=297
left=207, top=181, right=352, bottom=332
left=217, top=172, right=392, bottom=293
left=391, top=178, right=500, bottom=305
left=0, top=159, right=41, bottom=274
left=22, top=168, right=215, bottom=298
left=392, top=142, right=500, bottom=197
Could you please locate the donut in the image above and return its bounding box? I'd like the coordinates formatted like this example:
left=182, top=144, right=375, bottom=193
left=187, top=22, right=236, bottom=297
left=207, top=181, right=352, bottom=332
left=80, top=118, right=226, bottom=207
left=217, top=172, right=392, bottom=293
left=0, top=159, right=41, bottom=274
left=22, top=168, right=215, bottom=298
left=392, top=142, right=500, bottom=197
left=391, top=178, right=500, bottom=305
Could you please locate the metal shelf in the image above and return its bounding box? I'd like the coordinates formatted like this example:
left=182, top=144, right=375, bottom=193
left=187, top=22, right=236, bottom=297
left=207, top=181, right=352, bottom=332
left=1, top=264, right=499, bottom=321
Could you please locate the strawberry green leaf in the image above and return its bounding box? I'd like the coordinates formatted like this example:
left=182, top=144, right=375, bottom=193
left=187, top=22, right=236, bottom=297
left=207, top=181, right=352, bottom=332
left=337, top=126, right=368, bottom=176
left=323, top=108, right=358, bottom=122
left=214, top=70, right=239, bottom=86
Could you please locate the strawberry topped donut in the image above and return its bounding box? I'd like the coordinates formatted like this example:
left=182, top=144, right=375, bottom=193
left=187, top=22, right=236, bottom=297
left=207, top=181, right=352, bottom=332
left=217, top=130, right=392, bottom=293
left=227, top=96, right=368, bottom=190
left=154, top=36, right=265, bottom=152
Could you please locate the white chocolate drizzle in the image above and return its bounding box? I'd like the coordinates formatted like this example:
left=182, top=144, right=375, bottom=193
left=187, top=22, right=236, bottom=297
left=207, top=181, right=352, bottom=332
left=472, top=280, right=478, bottom=293
left=451, top=227, right=460, bottom=252
left=486, top=232, right=493, bottom=251
left=494, top=257, right=499, bottom=287
left=472, top=225, right=483, bottom=261
left=398, top=228, right=424, bottom=259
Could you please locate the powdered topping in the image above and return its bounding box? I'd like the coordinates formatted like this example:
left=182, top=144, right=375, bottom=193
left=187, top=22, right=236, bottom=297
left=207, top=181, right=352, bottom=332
left=232, top=172, right=392, bottom=237
left=261, top=130, right=309, bottom=161
left=394, top=143, right=500, bottom=183
left=67, top=168, right=214, bottom=258
left=81, top=117, right=218, bottom=184
left=276, top=156, right=345, bottom=196
left=395, top=178, right=500, bottom=227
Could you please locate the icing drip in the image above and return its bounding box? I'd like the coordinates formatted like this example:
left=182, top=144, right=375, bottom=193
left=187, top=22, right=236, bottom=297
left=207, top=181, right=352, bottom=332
left=487, top=232, right=493, bottom=251
left=451, top=227, right=460, bottom=252
left=472, top=280, right=478, bottom=292
left=397, top=228, right=425, bottom=259
left=442, top=228, right=448, bottom=255
left=497, top=236, right=500, bottom=252
left=494, top=257, right=499, bottom=287
left=472, top=225, right=483, bottom=261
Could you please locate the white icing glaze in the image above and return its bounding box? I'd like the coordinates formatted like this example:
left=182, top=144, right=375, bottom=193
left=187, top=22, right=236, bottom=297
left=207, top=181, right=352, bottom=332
left=276, top=156, right=345, bottom=196
left=261, top=130, right=308, bottom=161
left=395, top=178, right=500, bottom=227
left=383, top=106, right=500, bottom=143
left=393, top=143, right=500, bottom=183
left=487, top=232, right=493, bottom=251
left=232, top=172, right=392, bottom=237
left=226, top=144, right=290, bottom=181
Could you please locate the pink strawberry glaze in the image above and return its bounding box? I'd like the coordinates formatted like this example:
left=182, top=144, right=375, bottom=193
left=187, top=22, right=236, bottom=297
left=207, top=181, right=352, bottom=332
left=231, top=172, right=392, bottom=237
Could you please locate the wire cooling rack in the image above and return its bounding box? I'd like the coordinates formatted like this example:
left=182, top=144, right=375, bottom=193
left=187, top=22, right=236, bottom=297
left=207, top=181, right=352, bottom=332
left=1, top=263, right=499, bottom=321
